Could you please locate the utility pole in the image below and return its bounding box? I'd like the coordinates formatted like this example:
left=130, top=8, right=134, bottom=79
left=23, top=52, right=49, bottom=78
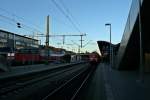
left=78, top=45, right=80, bottom=54
left=138, top=0, right=144, bottom=82
left=13, top=33, right=16, bottom=53
left=63, top=35, right=65, bottom=45
left=46, top=15, right=49, bottom=47
left=105, top=23, right=112, bottom=68
left=46, top=15, right=50, bottom=64
left=80, top=34, right=85, bottom=48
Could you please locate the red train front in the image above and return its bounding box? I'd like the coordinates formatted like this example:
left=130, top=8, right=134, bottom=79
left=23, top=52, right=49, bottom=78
left=89, top=52, right=100, bottom=66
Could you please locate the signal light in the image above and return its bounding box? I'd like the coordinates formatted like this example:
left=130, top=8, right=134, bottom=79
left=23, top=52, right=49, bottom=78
left=17, top=22, right=21, bottom=28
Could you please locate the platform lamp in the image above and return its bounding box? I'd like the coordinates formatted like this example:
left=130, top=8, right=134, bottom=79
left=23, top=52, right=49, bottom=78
left=105, top=23, right=112, bottom=68
left=138, top=0, right=144, bottom=82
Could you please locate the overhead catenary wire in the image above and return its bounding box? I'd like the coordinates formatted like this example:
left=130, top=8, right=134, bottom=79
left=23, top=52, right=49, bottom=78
left=0, top=14, right=45, bottom=36
left=51, top=0, right=81, bottom=33
left=0, top=7, right=44, bottom=35
left=0, top=17, right=16, bottom=30
left=58, top=0, right=81, bottom=31
left=47, top=5, right=75, bottom=31
left=0, top=15, right=35, bottom=37
left=82, top=40, right=93, bottom=48
left=0, top=7, right=43, bottom=31
left=0, top=4, right=84, bottom=46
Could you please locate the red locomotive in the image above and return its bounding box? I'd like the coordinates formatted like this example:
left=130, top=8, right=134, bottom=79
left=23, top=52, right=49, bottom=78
left=6, top=47, right=65, bottom=66
left=89, top=52, right=100, bottom=65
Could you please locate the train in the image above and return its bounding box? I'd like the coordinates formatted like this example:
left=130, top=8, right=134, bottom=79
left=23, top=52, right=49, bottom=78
left=89, top=52, right=101, bottom=65
left=4, top=47, right=81, bottom=66
left=0, top=47, right=100, bottom=66
left=6, top=47, right=66, bottom=66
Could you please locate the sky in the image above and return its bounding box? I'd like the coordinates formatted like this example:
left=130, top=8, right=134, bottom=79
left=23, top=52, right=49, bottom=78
left=0, top=0, right=132, bottom=53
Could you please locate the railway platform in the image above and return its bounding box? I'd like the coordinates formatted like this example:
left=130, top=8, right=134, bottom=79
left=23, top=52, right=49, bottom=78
left=0, top=63, right=77, bottom=80
left=78, top=63, right=150, bottom=100
left=89, top=63, right=150, bottom=100
left=77, top=63, right=106, bottom=100
left=101, top=63, right=150, bottom=100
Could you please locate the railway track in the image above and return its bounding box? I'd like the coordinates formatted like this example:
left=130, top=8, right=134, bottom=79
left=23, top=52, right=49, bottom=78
left=0, top=63, right=90, bottom=100
left=42, top=63, right=96, bottom=100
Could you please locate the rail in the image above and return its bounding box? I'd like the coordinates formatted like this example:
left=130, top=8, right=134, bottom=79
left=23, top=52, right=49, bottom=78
left=0, top=62, right=89, bottom=100
left=42, top=63, right=96, bottom=100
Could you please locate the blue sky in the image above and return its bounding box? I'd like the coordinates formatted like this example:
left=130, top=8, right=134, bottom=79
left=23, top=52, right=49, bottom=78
left=0, top=0, right=132, bottom=53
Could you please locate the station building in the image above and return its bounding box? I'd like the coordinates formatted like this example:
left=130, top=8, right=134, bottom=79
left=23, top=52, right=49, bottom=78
left=0, top=29, right=39, bottom=50
left=97, top=41, right=120, bottom=63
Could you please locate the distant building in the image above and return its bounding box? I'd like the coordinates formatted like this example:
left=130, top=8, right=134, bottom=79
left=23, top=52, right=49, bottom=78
left=97, top=41, right=120, bottom=62
left=0, top=29, right=39, bottom=50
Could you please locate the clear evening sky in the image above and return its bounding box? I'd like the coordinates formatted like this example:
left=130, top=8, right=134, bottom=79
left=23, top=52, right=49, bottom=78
left=0, top=0, right=132, bottom=53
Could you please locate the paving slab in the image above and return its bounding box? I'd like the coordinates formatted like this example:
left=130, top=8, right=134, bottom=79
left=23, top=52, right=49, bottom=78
left=101, top=63, right=150, bottom=100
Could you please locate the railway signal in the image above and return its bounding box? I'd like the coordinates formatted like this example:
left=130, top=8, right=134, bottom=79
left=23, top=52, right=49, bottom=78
left=17, top=22, right=21, bottom=28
